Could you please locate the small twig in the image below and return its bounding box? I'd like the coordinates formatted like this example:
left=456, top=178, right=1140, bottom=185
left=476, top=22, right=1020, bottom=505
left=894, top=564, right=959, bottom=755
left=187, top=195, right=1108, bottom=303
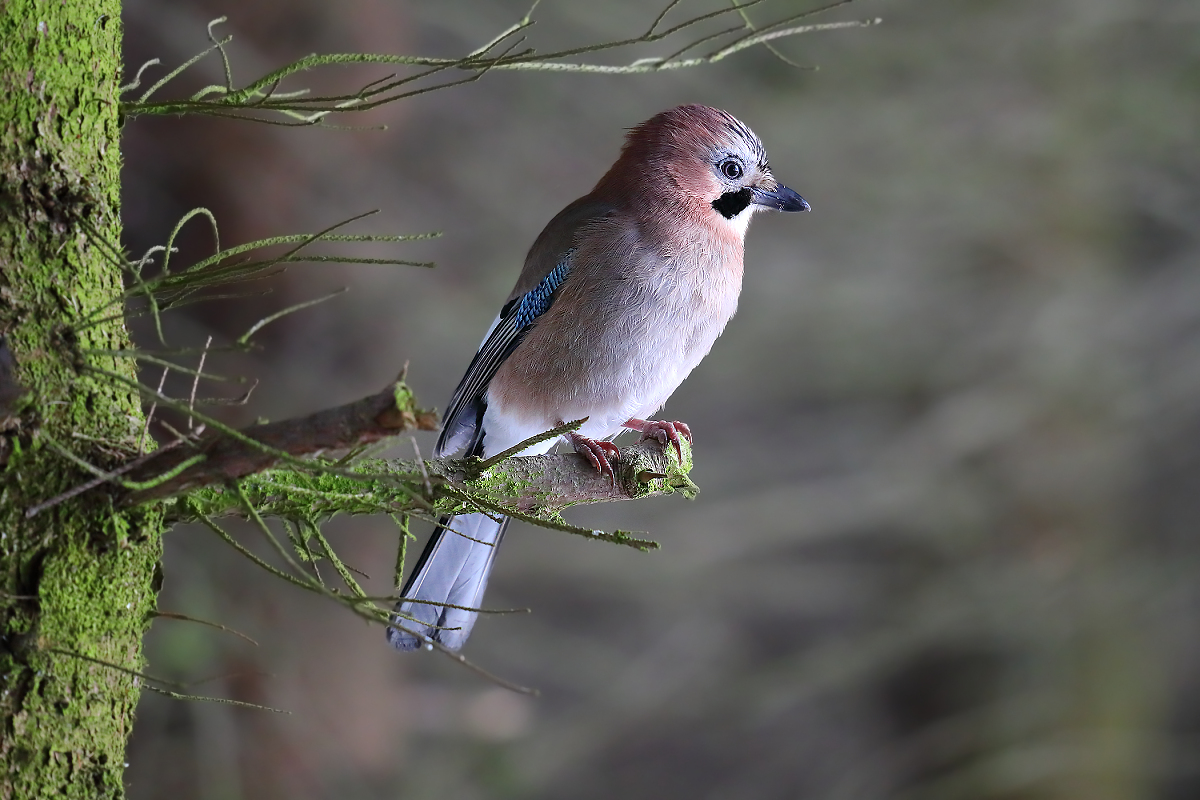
left=195, top=507, right=318, bottom=594
left=430, top=512, right=501, bottom=546
left=151, top=611, right=259, bottom=646
left=188, top=336, right=213, bottom=431
left=25, top=437, right=189, bottom=518
left=310, top=523, right=369, bottom=599
left=143, top=685, right=291, bottom=714
left=156, top=418, right=200, bottom=446
left=464, top=491, right=660, bottom=552
left=475, top=418, right=584, bottom=472
left=371, top=596, right=530, bottom=614
left=199, top=379, right=258, bottom=407
left=236, top=288, right=347, bottom=348
left=382, top=618, right=537, bottom=695
left=728, top=0, right=814, bottom=69
left=139, top=366, right=170, bottom=454
left=43, top=646, right=187, bottom=690
left=285, top=518, right=324, bottom=584
left=194, top=503, right=535, bottom=694
left=234, top=482, right=318, bottom=587
left=392, top=513, right=410, bottom=592
left=410, top=435, right=432, bottom=497
left=119, top=57, right=161, bottom=95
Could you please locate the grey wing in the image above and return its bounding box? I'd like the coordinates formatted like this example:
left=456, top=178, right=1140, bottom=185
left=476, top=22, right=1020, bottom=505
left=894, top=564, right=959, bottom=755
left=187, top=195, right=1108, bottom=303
left=434, top=254, right=574, bottom=458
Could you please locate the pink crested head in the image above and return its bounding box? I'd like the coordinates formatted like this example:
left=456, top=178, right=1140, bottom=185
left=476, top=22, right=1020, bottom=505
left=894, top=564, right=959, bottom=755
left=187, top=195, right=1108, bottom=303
left=593, top=105, right=771, bottom=209
left=626, top=105, right=764, bottom=163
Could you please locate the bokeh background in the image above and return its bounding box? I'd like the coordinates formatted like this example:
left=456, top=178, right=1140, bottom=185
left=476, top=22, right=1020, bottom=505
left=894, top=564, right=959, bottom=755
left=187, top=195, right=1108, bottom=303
left=119, top=1, right=1200, bottom=798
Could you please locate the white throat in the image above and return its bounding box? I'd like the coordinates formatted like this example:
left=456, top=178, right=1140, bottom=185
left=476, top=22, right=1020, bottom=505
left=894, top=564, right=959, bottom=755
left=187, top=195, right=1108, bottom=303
left=723, top=204, right=761, bottom=240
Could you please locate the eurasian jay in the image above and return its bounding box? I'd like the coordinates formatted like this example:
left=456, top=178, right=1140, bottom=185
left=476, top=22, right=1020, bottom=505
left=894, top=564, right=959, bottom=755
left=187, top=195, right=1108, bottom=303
left=388, top=104, right=808, bottom=652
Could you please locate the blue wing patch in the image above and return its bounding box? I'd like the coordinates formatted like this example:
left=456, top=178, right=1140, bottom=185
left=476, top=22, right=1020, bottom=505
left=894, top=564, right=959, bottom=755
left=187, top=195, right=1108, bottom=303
left=435, top=250, right=574, bottom=457
left=512, top=259, right=571, bottom=328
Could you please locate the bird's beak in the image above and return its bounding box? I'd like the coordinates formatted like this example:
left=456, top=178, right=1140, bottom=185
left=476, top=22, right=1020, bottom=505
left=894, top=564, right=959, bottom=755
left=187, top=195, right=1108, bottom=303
left=752, top=184, right=810, bottom=212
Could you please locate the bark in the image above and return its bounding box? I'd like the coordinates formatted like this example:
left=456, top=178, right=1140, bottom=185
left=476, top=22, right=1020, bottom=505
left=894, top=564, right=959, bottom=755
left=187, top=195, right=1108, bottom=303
left=0, top=1, right=157, bottom=797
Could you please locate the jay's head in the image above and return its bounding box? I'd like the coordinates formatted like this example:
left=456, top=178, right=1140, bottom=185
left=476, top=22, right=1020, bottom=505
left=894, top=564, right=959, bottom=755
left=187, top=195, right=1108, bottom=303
left=599, top=104, right=809, bottom=237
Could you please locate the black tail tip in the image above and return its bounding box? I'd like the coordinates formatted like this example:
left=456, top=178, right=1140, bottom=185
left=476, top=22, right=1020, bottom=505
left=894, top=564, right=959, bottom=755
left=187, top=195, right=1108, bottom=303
left=387, top=617, right=431, bottom=651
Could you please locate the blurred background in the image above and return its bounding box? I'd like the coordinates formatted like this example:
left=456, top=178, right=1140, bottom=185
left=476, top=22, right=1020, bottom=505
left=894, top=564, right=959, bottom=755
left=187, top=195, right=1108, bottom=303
left=120, top=1, right=1200, bottom=798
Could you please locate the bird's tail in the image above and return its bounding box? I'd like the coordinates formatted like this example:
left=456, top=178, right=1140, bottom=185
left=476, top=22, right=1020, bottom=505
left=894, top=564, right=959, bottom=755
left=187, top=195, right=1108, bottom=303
left=387, top=512, right=510, bottom=651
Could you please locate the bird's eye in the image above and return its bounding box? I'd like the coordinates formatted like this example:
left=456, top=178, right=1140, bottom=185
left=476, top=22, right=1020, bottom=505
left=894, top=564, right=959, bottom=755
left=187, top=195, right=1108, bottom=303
left=720, top=159, right=743, bottom=180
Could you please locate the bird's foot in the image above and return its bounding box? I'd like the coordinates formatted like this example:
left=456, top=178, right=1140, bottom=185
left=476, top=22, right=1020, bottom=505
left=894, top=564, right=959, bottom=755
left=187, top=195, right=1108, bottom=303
left=569, top=431, right=621, bottom=484
left=624, top=418, right=692, bottom=463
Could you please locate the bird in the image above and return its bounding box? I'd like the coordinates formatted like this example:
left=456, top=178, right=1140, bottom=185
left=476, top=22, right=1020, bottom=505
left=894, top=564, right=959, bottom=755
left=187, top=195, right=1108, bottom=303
left=388, top=104, right=808, bottom=652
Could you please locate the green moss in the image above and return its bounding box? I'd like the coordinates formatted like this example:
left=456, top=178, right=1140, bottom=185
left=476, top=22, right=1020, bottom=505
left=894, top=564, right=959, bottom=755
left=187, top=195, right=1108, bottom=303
left=475, top=464, right=544, bottom=502
left=1, top=2, right=165, bottom=797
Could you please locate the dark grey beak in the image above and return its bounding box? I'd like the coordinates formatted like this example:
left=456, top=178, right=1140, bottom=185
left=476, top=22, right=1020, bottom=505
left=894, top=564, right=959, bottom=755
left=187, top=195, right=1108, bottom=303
left=752, top=184, right=810, bottom=212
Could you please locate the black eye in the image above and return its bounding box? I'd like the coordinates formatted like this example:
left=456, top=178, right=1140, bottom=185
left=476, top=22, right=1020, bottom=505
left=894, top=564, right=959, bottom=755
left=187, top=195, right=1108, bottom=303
left=720, top=159, right=743, bottom=180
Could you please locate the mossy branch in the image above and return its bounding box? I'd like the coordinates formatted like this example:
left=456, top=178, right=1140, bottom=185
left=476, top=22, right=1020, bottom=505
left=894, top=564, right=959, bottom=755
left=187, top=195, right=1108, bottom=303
left=168, top=437, right=695, bottom=549
left=93, top=372, right=695, bottom=549
left=120, top=1, right=880, bottom=125
left=106, top=377, right=437, bottom=503
left=9, top=366, right=696, bottom=554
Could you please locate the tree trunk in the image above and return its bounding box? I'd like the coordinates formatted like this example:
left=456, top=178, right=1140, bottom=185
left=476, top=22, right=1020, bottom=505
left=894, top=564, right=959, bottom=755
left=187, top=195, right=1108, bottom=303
left=0, top=2, right=161, bottom=797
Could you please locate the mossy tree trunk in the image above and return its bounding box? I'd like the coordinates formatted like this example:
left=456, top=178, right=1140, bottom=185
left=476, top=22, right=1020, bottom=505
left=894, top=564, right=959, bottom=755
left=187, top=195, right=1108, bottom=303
left=0, top=2, right=162, bottom=797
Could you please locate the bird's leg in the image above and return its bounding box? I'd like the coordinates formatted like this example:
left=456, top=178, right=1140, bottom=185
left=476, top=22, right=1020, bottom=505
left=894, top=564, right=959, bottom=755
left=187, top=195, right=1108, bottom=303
left=568, top=431, right=621, bottom=484
left=623, top=418, right=692, bottom=463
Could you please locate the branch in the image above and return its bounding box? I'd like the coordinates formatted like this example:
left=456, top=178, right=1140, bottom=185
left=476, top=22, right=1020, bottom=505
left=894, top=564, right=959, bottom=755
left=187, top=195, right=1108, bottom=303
left=118, top=377, right=438, bottom=505
left=113, top=376, right=698, bottom=535
left=169, top=438, right=696, bottom=524
left=451, top=439, right=698, bottom=515
left=119, top=2, right=880, bottom=124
